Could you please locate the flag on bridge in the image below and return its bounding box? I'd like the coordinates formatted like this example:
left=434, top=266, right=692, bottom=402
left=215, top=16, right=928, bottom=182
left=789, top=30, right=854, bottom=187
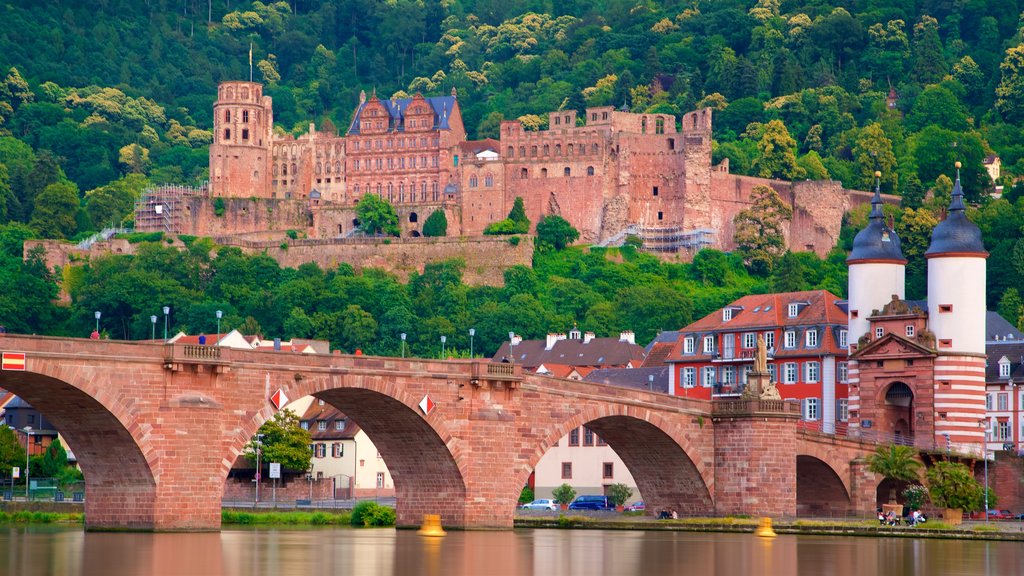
left=2, top=352, right=25, bottom=371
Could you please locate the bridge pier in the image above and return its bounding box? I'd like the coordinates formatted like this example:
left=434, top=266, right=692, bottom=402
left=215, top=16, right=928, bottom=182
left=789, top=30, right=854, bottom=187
left=712, top=399, right=800, bottom=517
left=848, top=457, right=880, bottom=516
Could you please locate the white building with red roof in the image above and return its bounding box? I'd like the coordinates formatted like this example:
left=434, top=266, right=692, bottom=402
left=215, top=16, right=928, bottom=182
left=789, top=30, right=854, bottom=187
left=665, top=290, right=850, bottom=428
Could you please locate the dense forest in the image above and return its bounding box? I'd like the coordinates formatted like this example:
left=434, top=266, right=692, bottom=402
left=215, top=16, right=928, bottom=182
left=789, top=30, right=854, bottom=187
left=2, top=0, right=1024, bottom=352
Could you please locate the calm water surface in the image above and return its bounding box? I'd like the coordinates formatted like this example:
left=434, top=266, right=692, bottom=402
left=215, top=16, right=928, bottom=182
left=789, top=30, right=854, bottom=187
left=1, top=526, right=1021, bottom=576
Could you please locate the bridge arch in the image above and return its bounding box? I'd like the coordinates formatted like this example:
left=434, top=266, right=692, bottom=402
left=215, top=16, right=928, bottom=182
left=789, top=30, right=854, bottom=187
left=796, top=455, right=851, bottom=516
left=248, top=372, right=469, bottom=528
left=0, top=369, right=159, bottom=530
left=523, top=404, right=714, bottom=516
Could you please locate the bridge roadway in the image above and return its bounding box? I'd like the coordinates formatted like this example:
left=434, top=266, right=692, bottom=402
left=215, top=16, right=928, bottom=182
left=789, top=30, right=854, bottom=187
left=0, top=335, right=882, bottom=531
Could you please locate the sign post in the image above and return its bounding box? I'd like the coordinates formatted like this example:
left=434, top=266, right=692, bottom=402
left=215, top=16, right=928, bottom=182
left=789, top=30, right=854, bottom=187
left=269, top=463, right=281, bottom=505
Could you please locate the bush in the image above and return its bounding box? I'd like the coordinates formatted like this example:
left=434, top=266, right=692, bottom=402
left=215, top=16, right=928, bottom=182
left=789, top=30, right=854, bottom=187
left=423, top=210, right=448, bottom=237
left=121, top=231, right=164, bottom=243
left=552, top=483, right=576, bottom=506
left=350, top=501, right=396, bottom=527
left=535, top=215, right=579, bottom=251
left=286, top=229, right=298, bottom=240
left=484, top=218, right=519, bottom=235
left=214, top=197, right=226, bottom=217
left=508, top=236, right=521, bottom=246
left=519, top=486, right=534, bottom=504
left=926, top=461, right=983, bottom=512
left=606, top=483, right=633, bottom=507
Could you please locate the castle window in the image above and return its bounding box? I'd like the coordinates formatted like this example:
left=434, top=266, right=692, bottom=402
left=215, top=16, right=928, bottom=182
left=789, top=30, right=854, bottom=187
left=565, top=115, right=571, bottom=124
left=469, top=175, right=478, bottom=188
left=653, top=186, right=659, bottom=196
left=668, top=138, right=675, bottom=150
left=555, top=144, right=561, bottom=156
left=543, top=144, right=550, bottom=155
left=568, top=144, right=574, bottom=154
left=591, top=143, right=599, bottom=154
left=541, top=168, right=548, bottom=177
left=554, top=117, right=560, bottom=125
left=521, top=168, right=528, bottom=179
left=282, top=164, right=288, bottom=176
left=508, top=146, right=514, bottom=157
left=315, top=162, right=322, bottom=175
left=531, top=146, right=537, bottom=157
left=241, top=129, right=249, bottom=140
left=587, top=166, right=594, bottom=176
left=485, top=174, right=493, bottom=187
left=335, top=161, right=341, bottom=173
left=641, top=117, right=647, bottom=134
left=602, top=112, right=608, bottom=120
left=325, top=163, right=331, bottom=174
left=353, top=184, right=359, bottom=194
left=225, top=110, right=231, bottom=122
left=273, top=165, right=278, bottom=176
left=657, top=211, right=663, bottom=220
left=905, top=325, right=915, bottom=338
left=377, top=183, right=382, bottom=195
left=242, top=110, right=249, bottom=123
left=224, top=129, right=231, bottom=141
left=656, top=118, right=665, bottom=134
left=353, top=141, right=359, bottom=151
left=591, top=112, right=597, bottom=121
left=564, top=167, right=571, bottom=177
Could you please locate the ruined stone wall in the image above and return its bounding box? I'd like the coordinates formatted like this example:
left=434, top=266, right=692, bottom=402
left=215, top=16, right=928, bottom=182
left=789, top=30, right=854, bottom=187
left=460, top=159, right=506, bottom=236
left=311, top=202, right=462, bottom=239
left=181, top=197, right=313, bottom=237
left=223, top=235, right=533, bottom=286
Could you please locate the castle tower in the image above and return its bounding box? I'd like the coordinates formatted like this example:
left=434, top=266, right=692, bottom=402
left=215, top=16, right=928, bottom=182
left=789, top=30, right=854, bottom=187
left=209, top=81, right=273, bottom=198
left=925, top=163, right=988, bottom=452
left=846, top=172, right=906, bottom=345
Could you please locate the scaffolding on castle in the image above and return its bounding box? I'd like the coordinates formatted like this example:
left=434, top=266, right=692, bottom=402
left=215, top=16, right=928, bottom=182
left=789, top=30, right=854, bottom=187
left=598, top=224, right=714, bottom=253
left=134, top=183, right=207, bottom=234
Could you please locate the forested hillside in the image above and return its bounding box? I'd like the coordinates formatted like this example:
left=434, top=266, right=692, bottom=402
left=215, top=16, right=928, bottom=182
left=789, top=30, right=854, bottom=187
left=2, top=0, right=1024, bottom=350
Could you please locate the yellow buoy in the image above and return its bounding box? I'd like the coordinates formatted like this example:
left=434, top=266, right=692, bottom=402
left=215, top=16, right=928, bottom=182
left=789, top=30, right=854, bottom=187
left=755, top=516, right=776, bottom=538
left=418, top=514, right=447, bottom=537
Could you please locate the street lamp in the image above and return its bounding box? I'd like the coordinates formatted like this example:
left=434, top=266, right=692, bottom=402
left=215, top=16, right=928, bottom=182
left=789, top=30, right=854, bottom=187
left=22, top=426, right=31, bottom=501
left=254, top=433, right=265, bottom=503
left=983, top=419, right=992, bottom=521
left=942, top=432, right=950, bottom=456
left=216, top=310, right=223, bottom=336
left=440, top=335, right=447, bottom=358
left=509, top=331, right=516, bottom=364
left=94, top=311, right=101, bottom=334
left=469, top=328, right=475, bottom=358
left=150, top=315, right=157, bottom=340
left=400, top=333, right=406, bottom=358
left=162, top=306, right=170, bottom=342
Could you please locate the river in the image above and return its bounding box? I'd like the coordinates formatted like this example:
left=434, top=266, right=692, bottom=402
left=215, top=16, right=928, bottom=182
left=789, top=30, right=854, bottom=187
left=0, top=526, right=1020, bottom=576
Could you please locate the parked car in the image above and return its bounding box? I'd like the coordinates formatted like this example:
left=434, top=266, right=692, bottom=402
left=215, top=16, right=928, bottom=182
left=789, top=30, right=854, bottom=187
left=568, top=495, right=612, bottom=510
left=519, top=499, right=558, bottom=511
left=969, top=509, right=1014, bottom=520
left=625, top=501, right=645, bottom=512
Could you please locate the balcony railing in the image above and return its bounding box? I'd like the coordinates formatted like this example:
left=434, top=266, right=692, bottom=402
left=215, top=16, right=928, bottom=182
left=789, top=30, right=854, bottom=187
left=710, top=348, right=775, bottom=362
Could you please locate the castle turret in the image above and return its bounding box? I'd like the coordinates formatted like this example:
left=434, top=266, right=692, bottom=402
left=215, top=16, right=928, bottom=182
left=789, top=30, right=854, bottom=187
left=210, top=81, right=273, bottom=198
left=846, top=172, right=906, bottom=347
left=925, top=162, right=988, bottom=453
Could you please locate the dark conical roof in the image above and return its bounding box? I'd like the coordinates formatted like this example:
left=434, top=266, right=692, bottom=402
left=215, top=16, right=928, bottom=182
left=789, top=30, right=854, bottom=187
left=848, top=176, right=905, bottom=263
left=925, top=167, right=986, bottom=256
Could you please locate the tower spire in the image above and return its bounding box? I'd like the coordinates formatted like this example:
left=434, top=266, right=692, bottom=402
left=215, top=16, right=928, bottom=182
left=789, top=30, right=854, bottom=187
left=869, top=170, right=883, bottom=220
left=950, top=161, right=966, bottom=212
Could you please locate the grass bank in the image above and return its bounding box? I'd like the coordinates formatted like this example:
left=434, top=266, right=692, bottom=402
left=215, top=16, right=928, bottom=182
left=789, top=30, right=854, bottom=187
left=514, top=516, right=1024, bottom=541
left=0, top=511, right=83, bottom=524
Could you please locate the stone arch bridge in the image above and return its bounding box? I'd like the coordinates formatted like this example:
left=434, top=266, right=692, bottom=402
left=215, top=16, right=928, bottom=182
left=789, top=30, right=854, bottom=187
left=0, top=335, right=882, bottom=531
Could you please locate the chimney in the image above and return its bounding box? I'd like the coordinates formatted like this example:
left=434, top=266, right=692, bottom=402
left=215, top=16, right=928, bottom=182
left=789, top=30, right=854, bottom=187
left=545, top=333, right=566, bottom=350
left=510, top=333, right=522, bottom=346
left=583, top=332, right=595, bottom=344
left=274, top=338, right=281, bottom=351
left=619, top=330, right=635, bottom=345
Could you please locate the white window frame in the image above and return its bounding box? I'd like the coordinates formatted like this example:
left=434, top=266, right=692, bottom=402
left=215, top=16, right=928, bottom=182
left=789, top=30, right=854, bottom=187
left=768, top=364, right=777, bottom=382
left=997, top=421, right=1011, bottom=441
left=784, top=331, right=797, bottom=349
left=803, top=398, right=820, bottom=421
left=683, top=367, right=696, bottom=388
left=998, top=393, right=1008, bottom=411
left=723, top=308, right=733, bottom=321
left=986, top=393, right=993, bottom=410
left=805, top=361, right=820, bottom=383
left=839, top=329, right=848, bottom=348
left=837, top=399, right=849, bottom=422
left=999, top=361, right=1011, bottom=378
left=875, top=327, right=884, bottom=338
left=838, top=362, right=848, bottom=383
left=764, top=331, right=775, bottom=350
left=783, top=362, right=798, bottom=384
left=905, top=325, right=915, bottom=338
left=318, top=421, right=327, bottom=431
left=743, top=333, right=756, bottom=349
left=722, top=366, right=735, bottom=384
left=703, top=335, right=715, bottom=354
left=788, top=303, right=799, bottom=318
left=683, top=336, right=695, bottom=354
left=806, top=330, right=818, bottom=347
left=702, top=366, right=716, bottom=387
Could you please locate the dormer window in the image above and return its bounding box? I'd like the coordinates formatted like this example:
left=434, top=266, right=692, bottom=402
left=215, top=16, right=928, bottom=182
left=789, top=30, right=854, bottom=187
left=839, top=329, right=848, bottom=348
left=905, top=325, right=915, bottom=338
left=806, top=330, right=818, bottom=347
left=723, top=308, right=733, bottom=322
left=784, top=331, right=796, bottom=348
left=875, top=327, right=884, bottom=338
left=703, top=335, right=715, bottom=354
left=999, top=358, right=1011, bottom=378
left=683, top=336, right=695, bottom=354
left=788, top=303, right=799, bottom=318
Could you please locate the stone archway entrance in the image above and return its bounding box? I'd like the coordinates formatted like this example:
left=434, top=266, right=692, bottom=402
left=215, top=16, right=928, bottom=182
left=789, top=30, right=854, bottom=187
left=884, top=382, right=914, bottom=443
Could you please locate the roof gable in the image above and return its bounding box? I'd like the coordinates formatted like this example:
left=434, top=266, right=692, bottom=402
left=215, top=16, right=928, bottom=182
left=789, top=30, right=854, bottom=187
left=851, top=332, right=936, bottom=359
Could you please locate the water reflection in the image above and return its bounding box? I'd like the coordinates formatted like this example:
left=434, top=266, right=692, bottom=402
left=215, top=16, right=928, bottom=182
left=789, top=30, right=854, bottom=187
left=0, top=525, right=1021, bottom=576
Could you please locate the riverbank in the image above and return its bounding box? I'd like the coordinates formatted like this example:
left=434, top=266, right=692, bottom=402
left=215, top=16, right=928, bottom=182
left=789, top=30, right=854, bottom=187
left=513, top=515, right=1024, bottom=541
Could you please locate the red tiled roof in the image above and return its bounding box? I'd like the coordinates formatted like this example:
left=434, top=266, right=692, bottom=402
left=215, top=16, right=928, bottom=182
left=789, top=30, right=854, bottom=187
left=642, top=341, right=676, bottom=367
left=300, top=402, right=362, bottom=440
left=493, top=336, right=646, bottom=369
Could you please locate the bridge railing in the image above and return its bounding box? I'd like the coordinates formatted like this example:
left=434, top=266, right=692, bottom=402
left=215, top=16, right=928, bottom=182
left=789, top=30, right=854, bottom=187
left=471, top=361, right=522, bottom=382
left=797, top=420, right=984, bottom=457
left=711, top=398, right=801, bottom=416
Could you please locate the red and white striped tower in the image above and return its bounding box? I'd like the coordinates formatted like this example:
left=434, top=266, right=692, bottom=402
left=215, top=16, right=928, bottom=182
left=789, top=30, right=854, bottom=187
left=925, top=163, right=988, bottom=455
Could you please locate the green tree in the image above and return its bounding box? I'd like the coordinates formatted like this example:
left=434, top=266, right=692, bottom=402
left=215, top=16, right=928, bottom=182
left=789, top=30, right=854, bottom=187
left=998, top=287, right=1024, bottom=330
left=733, top=185, right=793, bottom=274
left=508, top=197, right=530, bottom=233
left=535, top=215, right=579, bottom=251
left=0, top=426, right=25, bottom=476
left=867, top=444, right=922, bottom=484
left=926, top=461, right=984, bottom=513
left=753, top=120, right=803, bottom=181
left=243, top=410, right=312, bottom=473
left=422, top=209, right=448, bottom=237
left=552, top=483, right=576, bottom=506
left=851, top=123, right=897, bottom=192
left=340, top=304, right=377, bottom=352
left=29, top=181, right=80, bottom=239
left=906, top=86, right=970, bottom=132
left=355, top=193, right=399, bottom=237
left=38, top=438, right=69, bottom=478
left=996, top=45, right=1024, bottom=123
left=911, top=16, right=946, bottom=84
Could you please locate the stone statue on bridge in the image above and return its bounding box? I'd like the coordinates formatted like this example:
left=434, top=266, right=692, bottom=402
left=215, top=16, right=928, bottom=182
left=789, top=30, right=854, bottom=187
left=741, top=334, right=781, bottom=401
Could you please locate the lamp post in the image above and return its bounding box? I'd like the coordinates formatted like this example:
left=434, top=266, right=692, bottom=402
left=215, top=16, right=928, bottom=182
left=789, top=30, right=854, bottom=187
left=216, top=310, right=223, bottom=336
left=400, top=333, right=406, bottom=358
left=509, top=331, right=516, bottom=364
left=983, top=420, right=991, bottom=521
left=94, top=311, right=101, bottom=334
left=150, top=315, right=157, bottom=340
left=254, top=434, right=265, bottom=504
left=440, top=335, right=447, bottom=359
left=942, top=432, right=950, bottom=456
left=648, top=374, right=654, bottom=392
left=469, top=328, right=475, bottom=358
left=22, top=427, right=31, bottom=501
left=162, top=306, right=170, bottom=342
